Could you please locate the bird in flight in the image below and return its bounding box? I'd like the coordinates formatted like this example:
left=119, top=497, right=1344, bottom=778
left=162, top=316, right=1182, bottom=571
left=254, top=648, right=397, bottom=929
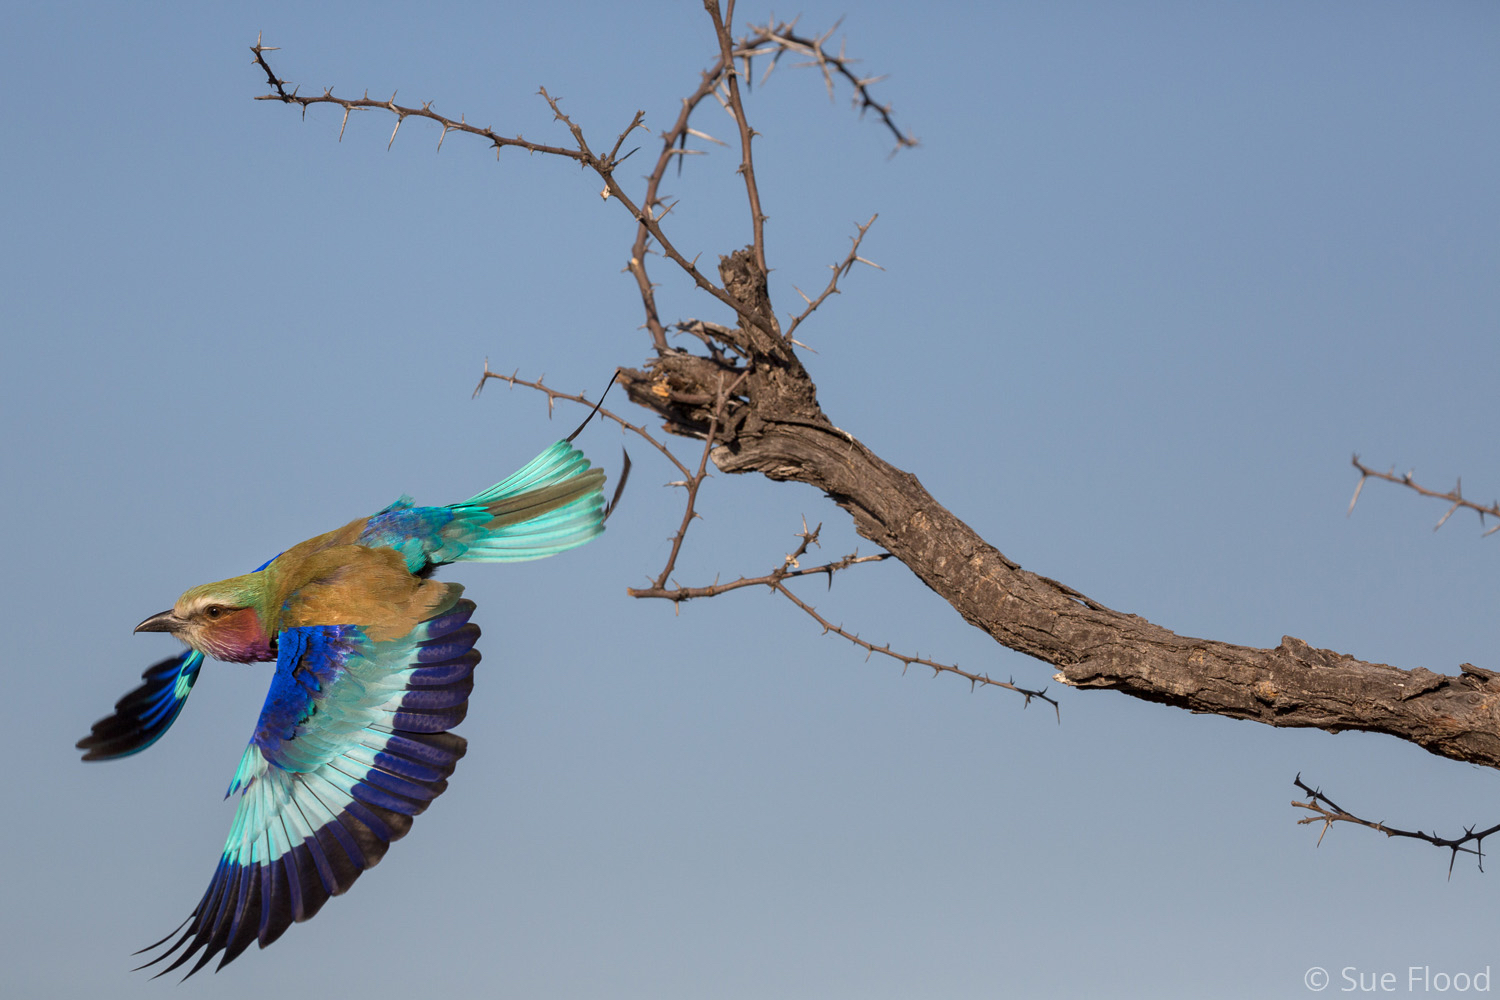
left=78, top=434, right=620, bottom=978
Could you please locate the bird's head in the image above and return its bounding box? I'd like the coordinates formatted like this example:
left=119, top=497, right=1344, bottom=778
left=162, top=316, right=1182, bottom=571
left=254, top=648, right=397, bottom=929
left=136, top=574, right=273, bottom=663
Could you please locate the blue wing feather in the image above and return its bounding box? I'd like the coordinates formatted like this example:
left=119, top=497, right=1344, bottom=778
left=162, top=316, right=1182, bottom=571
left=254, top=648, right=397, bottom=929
left=137, top=599, right=478, bottom=979
left=75, top=649, right=205, bottom=761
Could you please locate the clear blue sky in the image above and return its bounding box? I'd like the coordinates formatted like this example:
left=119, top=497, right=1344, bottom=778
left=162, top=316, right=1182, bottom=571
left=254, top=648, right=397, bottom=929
left=4, top=2, right=1498, bottom=997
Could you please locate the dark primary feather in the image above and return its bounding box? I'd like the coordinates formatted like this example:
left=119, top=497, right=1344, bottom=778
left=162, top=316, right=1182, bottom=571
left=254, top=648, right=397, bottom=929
left=75, top=650, right=204, bottom=761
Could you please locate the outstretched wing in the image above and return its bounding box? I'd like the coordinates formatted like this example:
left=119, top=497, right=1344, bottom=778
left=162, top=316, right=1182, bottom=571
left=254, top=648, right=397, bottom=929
left=359, top=439, right=606, bottom=572
left=137, top=597, right=479, bottom=979
left=76, top=649, right=206, bottom=761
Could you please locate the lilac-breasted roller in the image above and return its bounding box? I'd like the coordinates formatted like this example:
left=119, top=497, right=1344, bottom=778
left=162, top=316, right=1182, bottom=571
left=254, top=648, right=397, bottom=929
left=77, top=438, right=613, bottom=978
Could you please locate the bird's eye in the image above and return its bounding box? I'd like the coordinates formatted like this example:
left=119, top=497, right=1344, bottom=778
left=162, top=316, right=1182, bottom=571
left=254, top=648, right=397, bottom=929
left=205, top=605, right=224, bottom=619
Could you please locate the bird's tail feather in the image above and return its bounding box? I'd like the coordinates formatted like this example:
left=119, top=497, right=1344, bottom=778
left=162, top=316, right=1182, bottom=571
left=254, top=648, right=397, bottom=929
left=449, top=441, right=607, bottom=563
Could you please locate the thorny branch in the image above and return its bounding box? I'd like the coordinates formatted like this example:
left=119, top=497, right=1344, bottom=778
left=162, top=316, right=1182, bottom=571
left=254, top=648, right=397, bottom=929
left=785, top=214, right=881, bottom=345
left=251, top=37, right=585, bottom=160
left=707, top=0, right=771, bottom=280
left=737, top=19, right=919, bottom=155
left=251, top=38, right=747, bottom=325
left=473, top=364, right=690, bottom=478
left=1293, top=774, right=1500, bottom=876
left=628, top=540, right=892, bottom=601
left=1348, top=455, right=1500, bottom=536
left=773, top=571, right=1059, bottom=713
left=628, top=519, right=1058, bottom=712
left=251, top=13, right=910, bottom=347
left=530, top=84, right=757, bottom=328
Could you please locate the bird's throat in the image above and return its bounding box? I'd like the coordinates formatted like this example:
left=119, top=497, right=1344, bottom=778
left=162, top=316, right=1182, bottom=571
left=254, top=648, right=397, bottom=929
left=197, top=607, right=275, bottom=663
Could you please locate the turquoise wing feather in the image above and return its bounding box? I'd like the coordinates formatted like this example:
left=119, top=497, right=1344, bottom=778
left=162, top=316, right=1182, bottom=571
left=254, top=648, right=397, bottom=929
left=137, top=598, right=478, bottom=978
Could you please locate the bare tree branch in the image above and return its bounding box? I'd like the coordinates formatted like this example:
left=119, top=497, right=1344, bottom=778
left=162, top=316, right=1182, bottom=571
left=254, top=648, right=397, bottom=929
left=630, top=547, right=892, bottom=602
left=631, top=62, right=735, bottom=351
left=252, top=37, right=587, bottom=160
left=473, top=364, right=690, bottom=478
left=1349, top=455, right=1500, bottom=536
left=705, top=0, right=771, bottom=282
left=1292, top=774, right=1500, bottom=876
left=252, top=41, right=754, bottom=326
left=737, top=19, right=918, bottom=154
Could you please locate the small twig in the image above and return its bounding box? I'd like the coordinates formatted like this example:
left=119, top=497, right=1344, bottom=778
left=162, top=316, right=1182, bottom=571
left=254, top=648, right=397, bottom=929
left=633, top=552, right=893, bottom=600
left=603, top=111, right=649, bottom=170
left=1349, top=455, right=1500, bottom=536
left=250, top=35, right=291, bottom=101
left=1292, top=774, right=1500, bottom=876
left=784, top=214, right=882, bottom=342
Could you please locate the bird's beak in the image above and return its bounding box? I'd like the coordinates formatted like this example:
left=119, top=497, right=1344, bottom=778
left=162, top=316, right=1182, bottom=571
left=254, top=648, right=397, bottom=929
left=135, top=609, right=185, bottom=634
